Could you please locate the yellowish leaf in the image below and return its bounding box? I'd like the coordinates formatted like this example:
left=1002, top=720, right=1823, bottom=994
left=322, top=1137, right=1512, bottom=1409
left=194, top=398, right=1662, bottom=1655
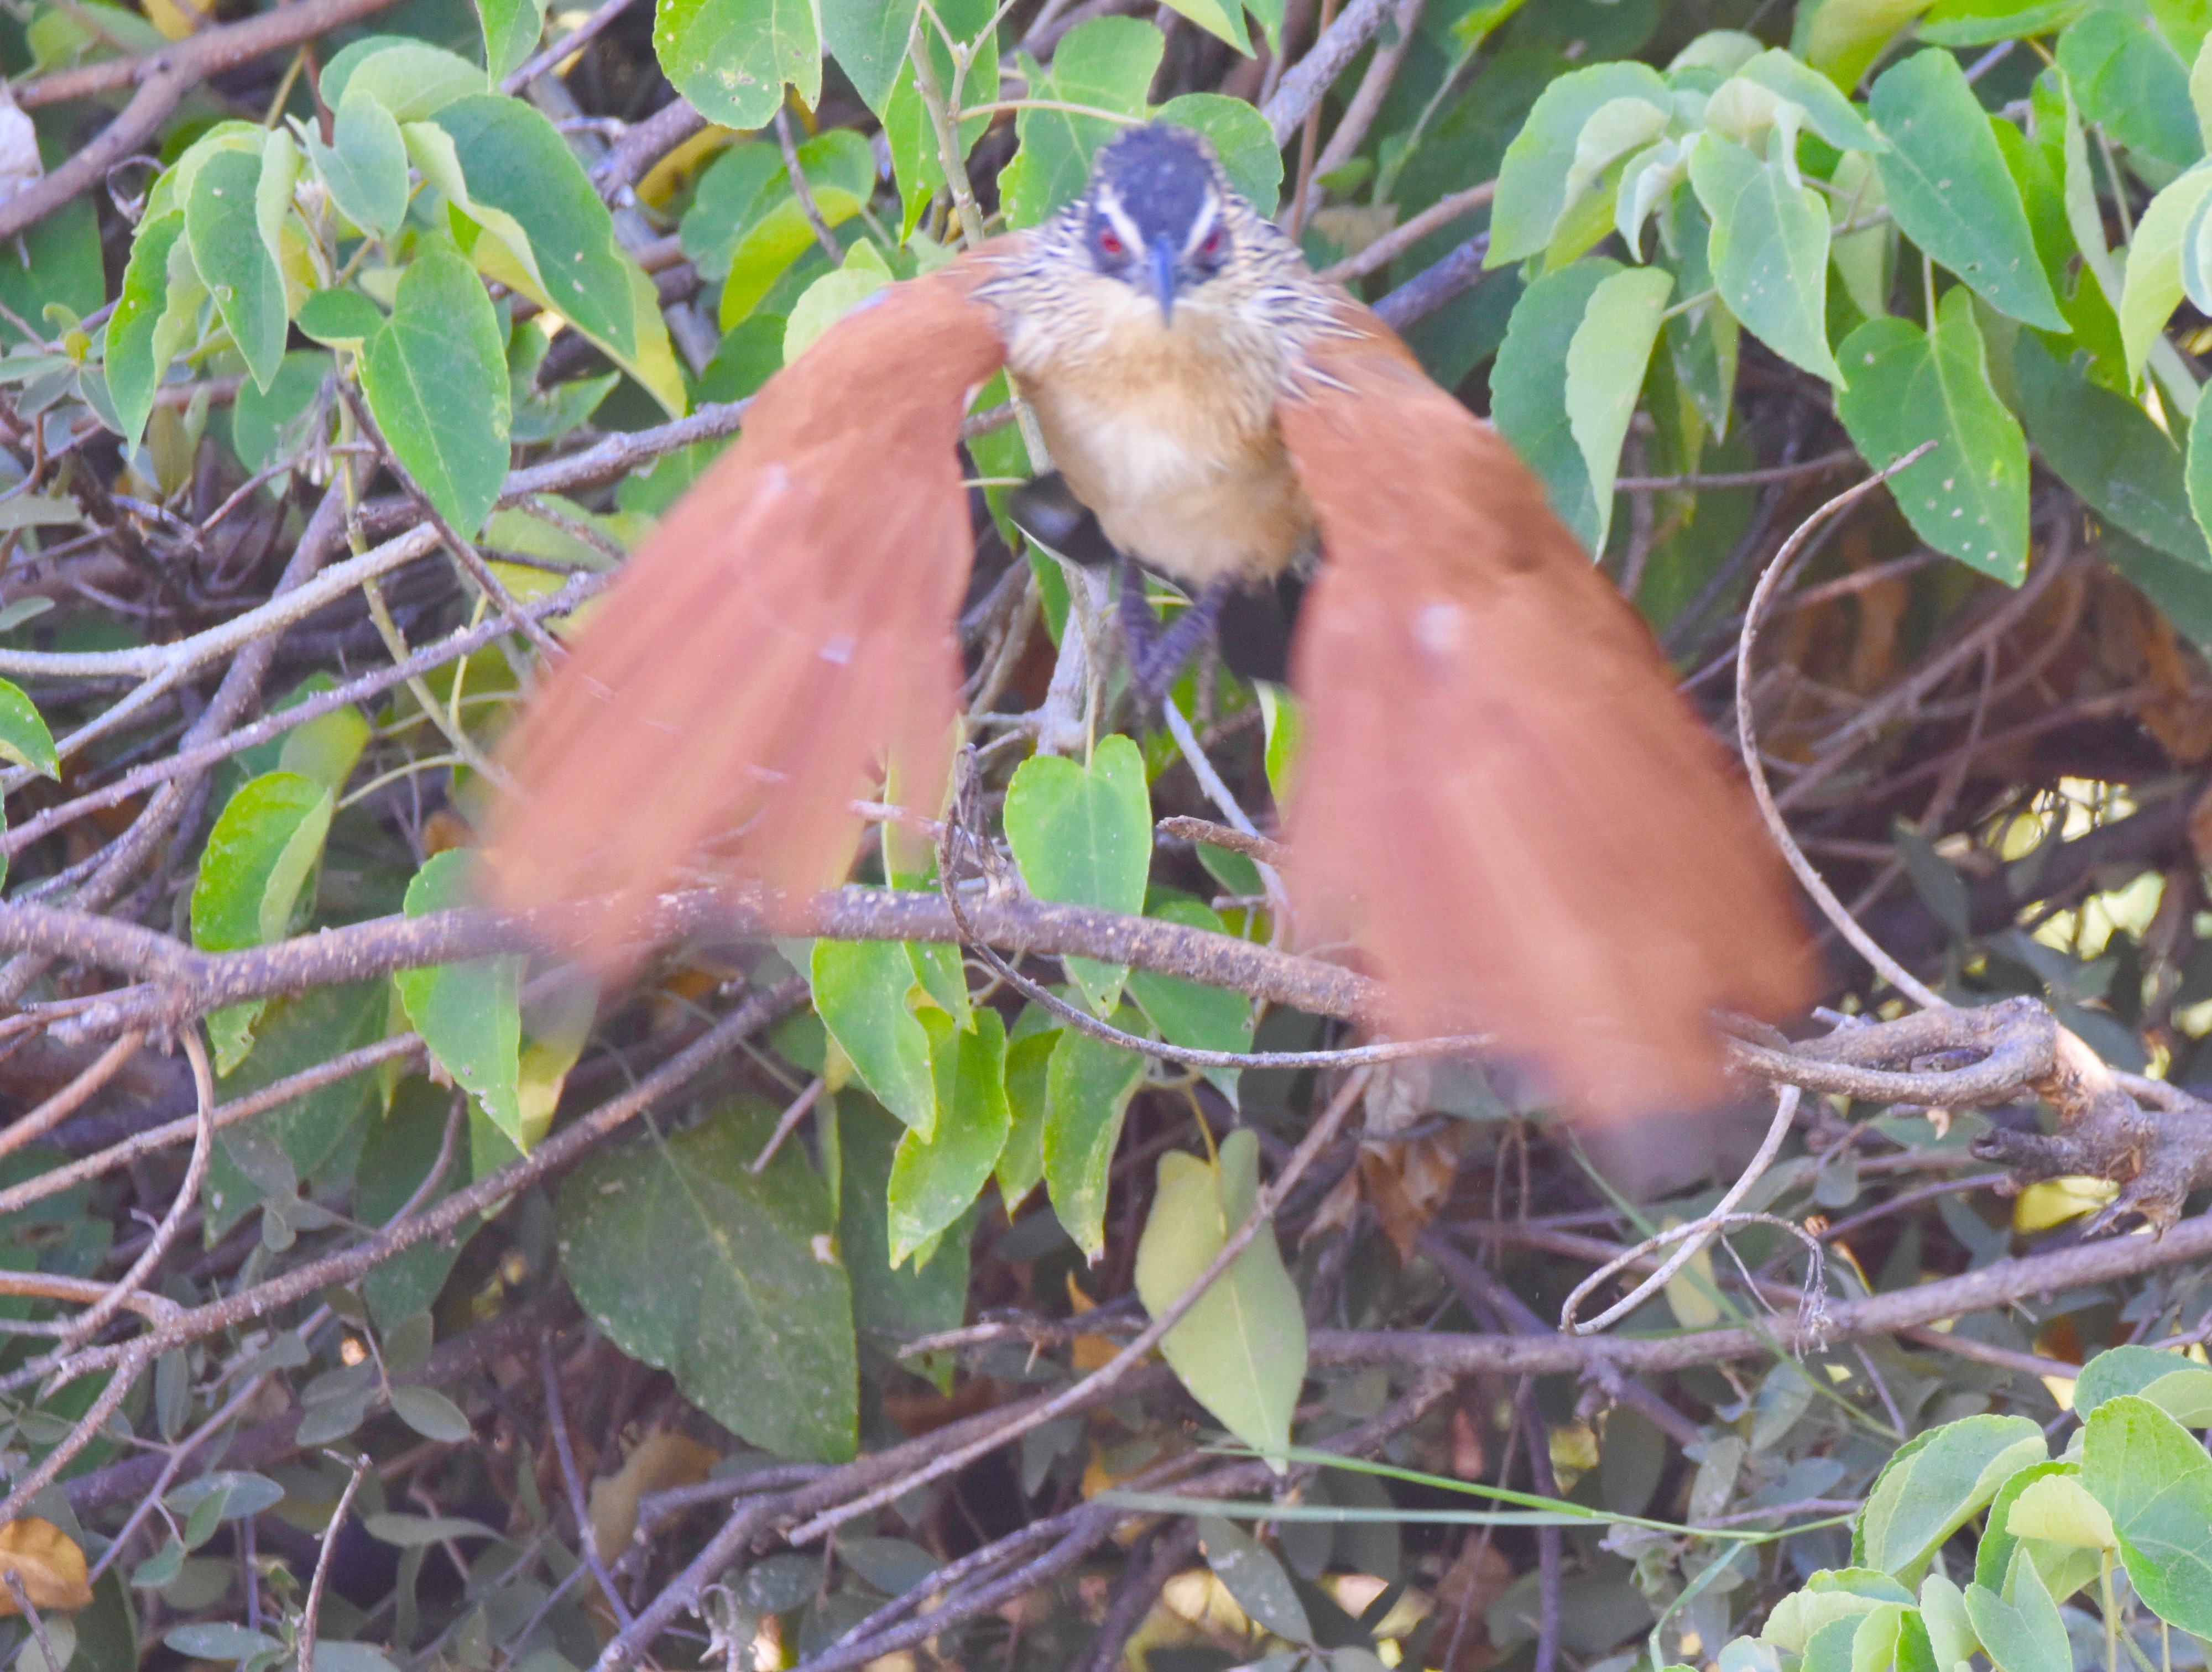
left=0, top=1519, right=92, bottom=1614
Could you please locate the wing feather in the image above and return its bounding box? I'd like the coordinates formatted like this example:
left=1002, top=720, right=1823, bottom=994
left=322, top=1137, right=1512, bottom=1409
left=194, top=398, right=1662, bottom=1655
left=1279, top=300, right=1811, bottom=1116
left=486, top=252, right=1010, bottom=953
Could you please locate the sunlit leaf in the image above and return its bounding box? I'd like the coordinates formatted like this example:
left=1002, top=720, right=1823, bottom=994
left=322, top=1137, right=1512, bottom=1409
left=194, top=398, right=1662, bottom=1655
left=1134, top=1128, right=1305, bottom=1463
left=393, top=850, right=525, bottom=1151
left=1868, top=50, right=2065, bottom=333
left=1004, top=734, right=1151, bottom=1015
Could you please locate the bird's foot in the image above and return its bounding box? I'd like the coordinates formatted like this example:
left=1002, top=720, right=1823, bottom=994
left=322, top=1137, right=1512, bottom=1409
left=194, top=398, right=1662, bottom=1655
left=1119, top=558, right=1229, bottom=706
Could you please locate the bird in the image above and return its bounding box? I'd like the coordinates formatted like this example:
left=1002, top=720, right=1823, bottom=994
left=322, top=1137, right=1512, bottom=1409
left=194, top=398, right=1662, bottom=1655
left=486, top=122, right=1811, bottom=1120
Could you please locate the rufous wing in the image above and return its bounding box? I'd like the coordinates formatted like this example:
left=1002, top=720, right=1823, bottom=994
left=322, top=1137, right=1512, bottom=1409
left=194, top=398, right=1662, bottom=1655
left=485, top=251, right=1011, bottom=955
left=1277, top=299, right=1811, bottom=1119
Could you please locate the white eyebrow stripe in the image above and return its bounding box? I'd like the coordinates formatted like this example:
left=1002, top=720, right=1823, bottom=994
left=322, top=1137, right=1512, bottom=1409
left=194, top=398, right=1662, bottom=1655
left=1101, top=196, right=1146, bottom=252
left=1180, top=189, right=1221, bottom=256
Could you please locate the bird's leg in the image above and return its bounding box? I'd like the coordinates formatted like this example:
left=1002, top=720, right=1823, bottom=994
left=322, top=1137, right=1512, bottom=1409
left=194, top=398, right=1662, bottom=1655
left=1118, top=555, right=1230, bottom=702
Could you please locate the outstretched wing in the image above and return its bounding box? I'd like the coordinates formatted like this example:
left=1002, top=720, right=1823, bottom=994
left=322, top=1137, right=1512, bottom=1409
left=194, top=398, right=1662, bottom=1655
left=486, top=252, right=1011, bottom=955
left=1277, top=300, right=1811, bottom=1118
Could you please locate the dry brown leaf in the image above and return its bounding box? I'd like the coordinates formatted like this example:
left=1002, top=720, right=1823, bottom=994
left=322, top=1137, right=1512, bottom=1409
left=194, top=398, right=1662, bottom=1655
left=2135, top=602, right=2212, bottom=765
left=1358, top=1134, right=1460, bottom=1263
left=1428, top=1535, right=1514, bottom=1672
left=0, top=1519, right=92, bottom=1614
left=585, top=1429, right=716, bottom=1564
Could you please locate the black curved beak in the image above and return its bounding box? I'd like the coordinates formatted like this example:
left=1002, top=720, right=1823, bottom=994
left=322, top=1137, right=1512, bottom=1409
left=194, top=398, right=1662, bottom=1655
left=1147, top=236, right=1178, bottom=324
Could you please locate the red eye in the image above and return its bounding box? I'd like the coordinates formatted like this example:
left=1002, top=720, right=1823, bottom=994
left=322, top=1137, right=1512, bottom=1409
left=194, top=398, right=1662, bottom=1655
left=1202, top=226, right=1225, bottom=258
left=1098, top=227, right=1125, bottom=257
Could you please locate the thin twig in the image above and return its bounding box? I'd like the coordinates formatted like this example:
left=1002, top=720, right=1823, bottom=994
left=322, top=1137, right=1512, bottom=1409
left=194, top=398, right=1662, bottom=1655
left=774, top=106, right=845, bottom=263
left=298, top=1456, right=372, bottom=1672
left=1734, top=441, right=1945, bottom=1009
left=544, top=1337, right=636, bottom=1628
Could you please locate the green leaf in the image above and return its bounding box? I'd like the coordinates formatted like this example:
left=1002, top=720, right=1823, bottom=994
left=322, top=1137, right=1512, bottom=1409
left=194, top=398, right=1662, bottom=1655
left=430, top=94, right=637, bottom=356
left=2082, top=1394, right=2212, bottom=1636
left=166, top=1627, right=285, bottom=1664
left=1918, top=0, right=2089, bottom=48
left=1867, top=50, right=2065, bottom=332
left=996, top=1027, right=1056, bottom=1206
left=821, top=0, right=919, bottom=114
left=1134, top=1127, right=1306, bottom=1462
left=1977, top=1462, right=2107, bottom=1607
left=839, top=1093, right=972, bottom=1353
left=229, top=351, right=331, bottom=475
left=999, top=18, right=1160, bottom=229
left=273, top=689, right=369, bottom=795
left=2075, top=1345, right=2212, bottom=1423
left=476, top=0, right=547, bottom=82
left=1155, top=94, right=1281, bottom=217
left=393, top=850, right=526, bottom=1152
left=1854, top=1413, right=2048, bottom=1583
left=255, top=128, right=301, bottom=292
left=185, top=146, right=288, bottom=393
left=1157, top=0, right=1249, bottom=54
left=2060, top=79, right=2125, bottom=313
left=558, top=1099, right=858, bottom=1462
left=887, top=1009, right=1011, bottom=1265
left=2006, top=1472, right=2115, bottom=1551
left=1491, top=258, right=1618, bottom=552
left=1565, top=263, right=1672, bottom=553
left=706, top=130, right=875, bottom=322
left=320, top=36, right=487, bottom=118
left=1835, top=289, right=2030, bottom=582
left=1830, top=150, right=1893, bottom=321
left=1486, top=60, right=1670, bottom=267
left=880, top=0, right=998, bottom=236
left=2015, top=333, right=2210, bottom=567
left=0, top=678, right=59, bottom=778
left=1687, top=133, right=1841, bottom=385
left=813, top=937, right=936, bottom=1136
left=653, top=0, right=822, bottom=132
left=1920, top=1572, right=1980, bottom=1669
left=309, top=88, right=410, bottom=241
left=1041, top=1022, right=1145, bottom=1257
left=1003, top=733, right=1152, bottom=1016
left=1128, top=891, right=1252, bottom=1105
left=200, top=984, right=382, bottom=1237
left=1796, top=0, right=1934, bottom=90
left=190, top=770, right=333, bottom=1073
left=2059, top=10, right=2200, bottom=173
left=191, top=772, right=333, bottom=953
left=2121, top=164, right=2212, bottom=381
left=106, top=210, right=185, bottom=454
left=359, top=1080, right=478, bottom=1330
left=296, top=287, right=384, bottom=351
left=1730, top=48, right=1886, bottom=153
left=1963, top=1549, right=2070, bottom=1672
left=360, top=234, right=511, bottom=537
left=680, top=142, right=787, bottom=281
left=1197, top=1516, right=1314, bottom=1644
left=784, top=240, right=894, bottom=362
left=389, top=1386, right=472, bottom=1442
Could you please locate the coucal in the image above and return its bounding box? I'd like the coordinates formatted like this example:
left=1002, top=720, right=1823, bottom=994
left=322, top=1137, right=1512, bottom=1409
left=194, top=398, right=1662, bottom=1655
left=487, top=123, right=1810, bottom=1118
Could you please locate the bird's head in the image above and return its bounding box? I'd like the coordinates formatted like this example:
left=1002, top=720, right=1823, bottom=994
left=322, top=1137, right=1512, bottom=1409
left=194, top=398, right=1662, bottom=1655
left=1081, top=124, right=1235, bottom=326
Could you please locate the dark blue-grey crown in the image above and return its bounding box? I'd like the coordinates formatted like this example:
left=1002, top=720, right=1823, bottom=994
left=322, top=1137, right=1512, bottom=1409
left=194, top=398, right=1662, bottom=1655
left=1088, top=124, right=1223, bottom=243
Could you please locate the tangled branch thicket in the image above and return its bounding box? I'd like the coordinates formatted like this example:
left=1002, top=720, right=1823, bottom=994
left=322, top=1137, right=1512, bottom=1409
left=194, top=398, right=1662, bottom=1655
left=1, top=4, right=2211, bottom=1672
